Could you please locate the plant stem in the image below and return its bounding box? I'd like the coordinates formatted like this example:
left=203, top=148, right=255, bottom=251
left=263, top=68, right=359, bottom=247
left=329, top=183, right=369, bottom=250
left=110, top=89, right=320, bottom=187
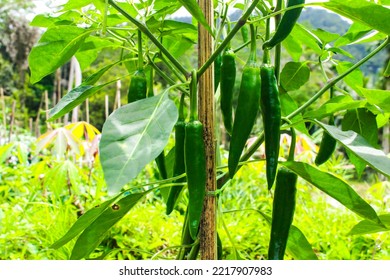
left=108, top=0, right=189, bottom=77
left=274, top=0, right=283, bottom=81
left=137, top=30, right=143, bottom=70
left=197, top=0, right=260, bottom=78
left=190, top=69, right=198, bottom=121
left=287, top=36, right=390, bottom=120
left=249, top=24, right=257, bottom=63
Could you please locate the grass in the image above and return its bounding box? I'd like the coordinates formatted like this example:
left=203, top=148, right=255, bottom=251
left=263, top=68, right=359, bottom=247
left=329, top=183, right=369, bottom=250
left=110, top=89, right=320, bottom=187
left=1, top=131, right=389, bottom=260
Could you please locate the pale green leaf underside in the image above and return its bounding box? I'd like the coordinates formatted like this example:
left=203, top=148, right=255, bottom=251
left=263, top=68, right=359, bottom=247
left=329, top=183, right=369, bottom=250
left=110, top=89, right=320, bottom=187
left=100, top=92, right=178, bottom=193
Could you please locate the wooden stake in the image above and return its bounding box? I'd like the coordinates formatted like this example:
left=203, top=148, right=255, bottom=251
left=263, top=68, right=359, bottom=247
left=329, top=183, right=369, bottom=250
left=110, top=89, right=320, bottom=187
left=8, top=100, right=16, bottom=143
left=105, top=95, right=109, bottom=119
left=198, top=0, right=216, bottom=260
left=0, top=88, right=6, bottom=129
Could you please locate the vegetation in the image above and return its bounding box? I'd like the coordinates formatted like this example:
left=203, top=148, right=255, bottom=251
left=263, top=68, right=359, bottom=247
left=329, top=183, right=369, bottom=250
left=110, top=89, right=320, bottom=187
left=1, top=0, right=390, bottom=260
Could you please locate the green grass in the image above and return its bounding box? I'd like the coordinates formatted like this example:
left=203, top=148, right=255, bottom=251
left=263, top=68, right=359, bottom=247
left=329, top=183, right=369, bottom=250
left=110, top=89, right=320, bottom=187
left=1, top=134, right=389, bottom=260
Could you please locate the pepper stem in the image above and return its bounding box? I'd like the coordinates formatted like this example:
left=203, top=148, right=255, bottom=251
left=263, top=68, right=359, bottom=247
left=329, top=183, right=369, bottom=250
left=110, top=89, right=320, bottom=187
left=189, top=69, right=198, bottom=121
left=179, top=92, right=186, bottom=121
left=263, top=17, right=271, bottom=64
left=248, top=24, right=257, bottom=63
left=137, top=30, right=143, bottom=71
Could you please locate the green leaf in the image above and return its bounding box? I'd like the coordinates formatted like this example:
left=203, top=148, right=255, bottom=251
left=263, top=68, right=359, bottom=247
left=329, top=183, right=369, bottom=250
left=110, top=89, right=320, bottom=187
left=30, top=11, right=83, bottom=27
left=348, top=214, right=390, bottom=235
left=0, top=143, right=15, bottom=164
left=290, top=24, right=322, bottom=54
left=327, top=47, right=354, bottom=59
left=280, top=62, right=310, bottom=92
left=320, top=0, right=390, bottom=35
left=280, top=92, right=308, bottom=135
left=283, top=35, right=302, bottom=62
left=334, top=22, right=380, bottom=47
left=304, top=95, right=366, bottom=119
left=358, top=87, right=390, bottom=113
left=70, top=191, right=148, bottom=259
left=315, top=121, right=390, bottom=178
left=28, top=26, right=91, bottom=84
left=177, top=0, right=212, bottom=34
left=48, top=80, right=117, bottom=121
left=76, top=36, right=119, bottom=70
left=336, top=62, right=364, bottom=93
left=287, top=226, right=318, bottom=260
left=61, top=0, right=92, bottom=11
left=282, top=161, right=381, bottom=224
left=312, top=29, right=340, bottom=45
left=342, top=108, right=378, bottom=148
left=51, top=195, right=120, bottom=249
left=100, top=92, right=178, bottom=193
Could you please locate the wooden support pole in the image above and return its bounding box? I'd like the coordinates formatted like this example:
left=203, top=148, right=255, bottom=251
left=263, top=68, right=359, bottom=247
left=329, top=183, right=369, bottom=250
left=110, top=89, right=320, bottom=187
left=198, top=0, right=216, bottom=260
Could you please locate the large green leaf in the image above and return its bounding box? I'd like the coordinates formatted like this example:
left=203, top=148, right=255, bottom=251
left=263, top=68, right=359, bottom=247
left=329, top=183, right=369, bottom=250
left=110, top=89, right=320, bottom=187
left=319, top=0, right=390, bottom=35
left=342, top=108, right=378, bottom=148
left=358, top=87, right=390, bottom=113
left=335, top=23, right=376, bottom=47
left=315, top=121, right=390, bottom=178
left=51, top=195, right=120, bottom=249
left=70, top=191, right=148, bottom=259
left=100, top=92, right=178, bottom=193
left=282, top=161, right=381, bottom=224
left=177, top=0, right=211, bottom=34
left=287, top=226, right=318, bottom=260
left=48, top=80, right=116, bottom=121
left=280, top=62, right=310, bottom=92
left=280, top=92, right=308, bottom=135
left=348, top=214, right=390, bottom=235
left=28, top=25, right=91, bottom=84
left=304, top=95, right=366, bottom=119
left=336, top=62, right=364, bottom=93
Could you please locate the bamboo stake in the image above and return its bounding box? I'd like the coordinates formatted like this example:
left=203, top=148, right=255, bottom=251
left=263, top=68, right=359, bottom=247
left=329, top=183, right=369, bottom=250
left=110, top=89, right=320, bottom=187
left=8, top=100, right=16, bottom=143
left=198, top=0, right=217, bottom=260
left=0, top=88, right=6, bottom=128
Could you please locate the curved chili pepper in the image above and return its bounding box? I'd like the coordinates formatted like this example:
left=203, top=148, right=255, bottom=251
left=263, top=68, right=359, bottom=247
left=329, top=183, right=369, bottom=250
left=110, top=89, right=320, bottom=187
left=263, top=0, right=305, bottom=50
left=220, top=48, right=236, bottom=135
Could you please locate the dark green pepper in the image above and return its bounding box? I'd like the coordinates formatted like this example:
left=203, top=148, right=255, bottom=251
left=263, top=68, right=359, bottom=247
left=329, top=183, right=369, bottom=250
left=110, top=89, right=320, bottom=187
left=263, top=0, right=305, bottom=50
left=315, top=116, right=336, bottom=166
left=228, top=24, right=261, bottom=178
left=220, top=48, right=236, bottom=135
left=268, top=167, right=297, bottom=260
left=166, top=94, right=186, bottom=215
left=127, top=69, right=147, bottom=103
left=260, top=64, right=281, bottom=190
left=185, top=70, right=206, bottom=239
left=214, top=53, right=222, bottom=92
left=185, top=120, right=206, bottom=239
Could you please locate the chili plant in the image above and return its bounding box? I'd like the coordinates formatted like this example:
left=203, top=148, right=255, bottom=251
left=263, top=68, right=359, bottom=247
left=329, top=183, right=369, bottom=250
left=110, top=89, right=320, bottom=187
left=28, top=0, right=390, bottom=260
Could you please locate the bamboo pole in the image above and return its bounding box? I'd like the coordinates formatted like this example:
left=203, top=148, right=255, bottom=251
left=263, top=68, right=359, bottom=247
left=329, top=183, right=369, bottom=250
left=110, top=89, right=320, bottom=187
left=0, top=88, right=6, bottom=129
left=8, top=100, right=16, bottom=143
left=198, top=0, right=216, bottom=260
left=105, top=94, right=109, bottom=119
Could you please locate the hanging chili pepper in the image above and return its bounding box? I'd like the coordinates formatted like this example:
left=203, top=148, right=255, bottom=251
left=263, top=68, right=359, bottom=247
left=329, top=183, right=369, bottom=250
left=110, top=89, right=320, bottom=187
left=220, top=48, right=236, bottom=135
left=228, top=24, right=261, bottom=178
left=185, top=70, right=206, bottom=239
left=263, top=0, right=305, bottom=50
left=166, top=94, right=187, bottom=215
left=268, top=122, right=297, bottom=260
left=260, top=40, right=281, bottom=190
left=315, top=88, right=337, bottom=165
left=268, top=167, right=297, bottom=260
left=127, top=70, right=147, bottom=103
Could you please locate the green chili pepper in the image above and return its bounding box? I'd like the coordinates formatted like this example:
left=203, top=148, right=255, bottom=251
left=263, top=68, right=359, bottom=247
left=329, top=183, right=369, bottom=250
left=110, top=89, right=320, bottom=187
left=127, top=70, right=147, bottom=103
left=260, top=63, right=281, bottom=190
left=263, top=0, right=305, bottom=50
left=166, top=94, right=186, bottom=215
left=228, top=24, right=261, bottom=178
left=315, top=116, right=336, bottom=166
left=220, top=48, right=236, bottom=135
left=241, top=24, right=249, bottom=43
left=214, top=53, right=222, bottom=92
left=268, top=167, right=297, bottom=260
left=185, top=70, right=206, bottom=239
